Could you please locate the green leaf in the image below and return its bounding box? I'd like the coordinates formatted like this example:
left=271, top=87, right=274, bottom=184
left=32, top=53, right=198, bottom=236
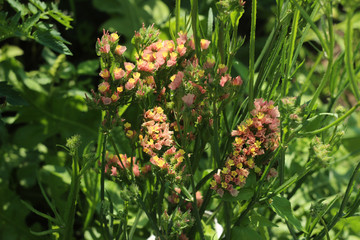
left=270, top=196, right=303, bottom=231
left=251, top=212, right=278, bottom=227
left=23, top=12, right=41, bottom=32
left=33, top=30, right=72, bottom=55
left=29, top=0, right=47, bottom=12
left=77, top=59, right=99, bottom=75
left=231, top=226, right=263, bottom=240
left=24, top=77, right=47, bottom=93
left=13, top=124, right=47, bottom=149
left=0, top=82, right=27, bottom=106
left=230, top=9, right=244, bottom=29
left=7, top=0, right=29, bottom=16
left=143, top=0, right=170, bottom=25
left=47, top=10, right=73, bottom=29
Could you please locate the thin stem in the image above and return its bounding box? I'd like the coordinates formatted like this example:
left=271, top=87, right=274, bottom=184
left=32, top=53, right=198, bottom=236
left=191, top=0, right=200, bottom=58
left=62, top=150, right=80, bottom=240
left=301, top=101, right=360, bottom=136
left=345, top=10, right=360, bottom=100
left=248, top=0, right=257, bottom=111
left=315, top=160, right=360, bottom=239
left=175, top=0, right=181, bottom=34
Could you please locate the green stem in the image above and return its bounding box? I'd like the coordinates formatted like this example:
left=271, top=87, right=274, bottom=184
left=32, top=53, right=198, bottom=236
left=315, top=160, right=360, bottom=240
left=100, top=132, right=108, bottom=236
left=175, top=0, right=181, bottom=34
left=248, top=0, right=257, bottom=111
left=224, top=202, right=232, bottom=240
left=345, top=10, right=360, bottom=101
left=301, top=101, right=360, bottom=136
left=184, top=155, right=205, bottom=239
left=191, top=0, right=200, bottom=58
left=62, top=151, right=80, bottom=240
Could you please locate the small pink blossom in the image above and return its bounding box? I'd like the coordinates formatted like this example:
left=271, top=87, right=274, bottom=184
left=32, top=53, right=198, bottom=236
left=124, top=62, right=135, bottom=73
left=232, top=76, right=243, bottom=86
left=168, top=71, right=184, bottom=90
left=189, top=38, right=195, bottom=50
left=111, top=93, right=120, bottom=102
left=125, top=78, right=137, bottom=90
left=113, top=67, right=125, bottom=80
left=98, top=81, right=110, bottom=94
left=111, top=166, right=117, bottom=176
left=133, top=164, right=140, bottom=177
left=182, top=93, right=195, bottom=107
left=176, top=44, right=187, bottom=56
left=101, top=97, right=112, bottom=105
left=217, top=64, right=228, bottom=75
left=220, top=74, right=231, bottom=87
left=99, top=69, right=110, bottom=80
left=115, top=45, right=126, bottom=56
left=177, top=31, right=188, bottom=45
left=200, top=39, right=210, bottom=50
left=204, top=58, right=215, bottom=69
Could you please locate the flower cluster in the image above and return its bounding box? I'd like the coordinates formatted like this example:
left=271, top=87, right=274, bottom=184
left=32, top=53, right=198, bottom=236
left=139, top=106, right=186, bottom=181
left=211, top=98, right=280, bottom=197
left=88, top=25, right=244, bottom=120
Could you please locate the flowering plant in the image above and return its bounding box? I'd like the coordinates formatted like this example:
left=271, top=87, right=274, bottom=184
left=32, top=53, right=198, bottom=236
left=80, top=1, right=360, bottom=239
left=9, top=0, right=360, bottom=239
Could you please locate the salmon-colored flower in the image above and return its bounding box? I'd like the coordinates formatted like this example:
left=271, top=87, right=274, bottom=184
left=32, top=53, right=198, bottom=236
left=98, top=81, right=110, bottom=94
left=200, top=39, right=210, bottom=50
left=113, top=67, right=125, bottom=80
left=124, top=62, right=135, bottom=73
left=232, top=76, right=243, bottom=86
left=115, top=45, right=126, bottom=56
left=182, top=93, right=195, bottom=107
left=99, top=69, right=110, bottom=80
left=168, top=71, right=184, bottom=90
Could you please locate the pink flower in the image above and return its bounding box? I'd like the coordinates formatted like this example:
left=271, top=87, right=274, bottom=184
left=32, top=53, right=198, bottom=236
left=111, top=93, right=120, bottom=102
left=182, top=93, right=195, bottom=107
left=217, top=188, right=224, bottom=197
left=99, top=43, right=110, bottom=54
left=133, top=164, right=140, bottom=177
left=203, top=58, right=215, bottom=69
left=110, top=33, right=119, bottom=42
left=217, top=64, right=228, bottom=75
left=111, top=166, right=118, bottom=176
left=99, top=69, right=110, bottom=80
left=168, top=71, right=184, bottom=90
left=125, top=78, right=137, bottom=90
left=200, top=39, right=210, bottom=50
left=113, top=67, right=125, bottom=80
left=177, top=31, right=188, bottom=45
left=124, top=62, right=135, bottom=73
left=98, top=81, right=110, bottom=94
left=101, top=97, right=112, bottom=105
left=220, top=74, right=231, bottom=87
left=115, top=45, right=126, bottom=56
left=232, top=76, right=243, bottom=86
left=176, top=44, right=187, bottom=56
left=189, top=38, right=195, bottom=50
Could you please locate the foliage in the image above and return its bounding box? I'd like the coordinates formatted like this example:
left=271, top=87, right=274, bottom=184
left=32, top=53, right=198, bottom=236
left=1, top=0, right=360, bottom=239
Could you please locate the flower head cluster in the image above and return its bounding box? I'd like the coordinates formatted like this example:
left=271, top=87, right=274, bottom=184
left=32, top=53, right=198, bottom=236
left=211, top=98, right=280, bottom=197
left=139, top=107, right=186, bottom=181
